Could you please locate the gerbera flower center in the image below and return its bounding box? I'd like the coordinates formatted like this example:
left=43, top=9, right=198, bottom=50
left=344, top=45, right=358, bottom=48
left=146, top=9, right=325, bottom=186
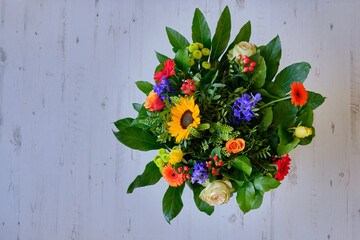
left=180, top=110, right=194, bottom=129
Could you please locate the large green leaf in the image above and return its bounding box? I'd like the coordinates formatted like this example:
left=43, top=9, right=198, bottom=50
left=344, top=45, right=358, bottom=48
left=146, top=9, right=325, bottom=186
left=210, top=6, right=231, bottom=61
left=305, top=91, right=325, bottom=110
left=162, top=184, right=185, bottom=223
left=174, top=48, right=190, bottom=73
left=127, top=161, right=162, bottom=193
left=254, top=176, right=280, bottom=192
left=192, top=8, right=211, bottom=49
left=236, top=182, right=255, bottom=214
left=251, top=57, right=266, bottom=88
left=166, top=27, right=190, bottom=53
left=277, top=138, right=300, bottom=156
left=135, top=81, right=153, bottom=95
left=259, top=107, right=273, bottom=132
left=264, top=81, right=287, bottom=98
left=261, top=35, right=282, bottom=82
left=113, top=127, right=165, bottom=151
left=221, top=21, right=251, bottom=62
left=114, top=118, right=134, bottom=130
left=252, top=189, right=264, bottom=209
left=155, top=51, right=170, bottom=64
left=187, top=182, right=214, bottom=215
left=273, top=100, right=298, bottom=126
left=132, top=103, right=142, bottom=112
left=274, top=62, right=311, bottom=92
left=233, top=155, right=252, bottom=176
left=278, top=124, right=292, bottom=145
left=296, top=106, right=314, bottom=127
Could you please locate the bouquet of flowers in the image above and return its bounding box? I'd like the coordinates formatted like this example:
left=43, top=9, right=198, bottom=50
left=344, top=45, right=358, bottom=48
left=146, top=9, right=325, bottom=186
left=113, top=6, right=325, bottom=223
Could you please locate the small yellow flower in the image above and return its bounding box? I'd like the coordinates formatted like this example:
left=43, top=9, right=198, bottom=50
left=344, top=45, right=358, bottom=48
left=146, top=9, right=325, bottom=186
left=196, top=42, right=204, bottom=49
left=188, top=43, right=199, bottom=52
left=192, top=50, right=202, bottom=60
left=188, top=58, right=195, bottom=66
left=169, top=149, right=183, bottom=164
left=202, top=61, right=211, bottom=69
left=201, top=48, right=210, bottom=56
left=294, top=126, right=313, bottom=138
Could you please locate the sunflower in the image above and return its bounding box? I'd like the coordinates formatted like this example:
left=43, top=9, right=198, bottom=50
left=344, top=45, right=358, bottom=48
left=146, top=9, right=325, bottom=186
left=290, top=82, right=308, bottom=107
left=168, top=97, right=201, bottom=143
left=162, top=164, right=184, bottom=187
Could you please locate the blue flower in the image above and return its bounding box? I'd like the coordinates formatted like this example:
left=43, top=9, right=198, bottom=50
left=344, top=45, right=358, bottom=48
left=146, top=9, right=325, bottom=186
left=191, top=162, right=209, bottom=184
left=233, top=93, right=261, bottom=122
left=153, top=77, right=176, bottom=102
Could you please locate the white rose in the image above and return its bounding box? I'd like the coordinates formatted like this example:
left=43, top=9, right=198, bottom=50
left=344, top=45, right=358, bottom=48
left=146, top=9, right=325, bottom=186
left=199, top=180, right=234, bottom=206
left=227, top=41, right=256, bottom=63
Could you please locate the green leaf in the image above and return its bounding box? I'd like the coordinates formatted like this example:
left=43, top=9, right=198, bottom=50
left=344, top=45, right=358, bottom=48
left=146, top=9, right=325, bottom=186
left=192, top=8, right=211, bottom=49
left=273, top=100, right=298, bottom=126
left=278, top=124, right=292, bottom=145
left=155, top=51, right=170, bottom=64
left=127, top=161, right=162, bottom=193
left=113, top=127, right=165, bottom=151
left=254, top=176, right=280, bottom=192
left=137, top=105, right=149, bottom=119
left=166, top=27, right=190, bottom=53
left=174, top=48, right=190, bottom=73
left=221, top=21, right=251, bottom=62
left=251, top=57, right=266, bottom=88
left=261, top=35, right=282, bottom=82
left=154, top=63, right=163, bottom=74
left=233, top=155, right=252, bottom=176
left=259, top=107, right=273, bottom=132
left=274, top=62, right=311, bottom=92
left=162, top=184, right=185, bottom=223
left=252, top=189, right=264, bottom=209
left=299, top=127, right=315, bottom=146
left=305, top=91, right=325, bottom=110
left=236, top=182, right=255, bottom=214
left=210, top=6, right=231, bottom=61
left=277, top=137, right=300, bottom=156
left=135, top=81, right=153, bottom=95
left=114, top=118, right=134, bottom=130
left=187, top=183, right=214, bottom=215
left=296, top=106, right=314, bottom=127
left=132, top=103, right=142, bottom=112
left=256, top=89, right=280, bottom=99
left=264, top=81, right=287, bottom=98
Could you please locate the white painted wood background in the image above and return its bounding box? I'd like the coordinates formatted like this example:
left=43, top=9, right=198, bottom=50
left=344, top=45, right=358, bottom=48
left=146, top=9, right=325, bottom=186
left=0, top=0, right=359, bottom=239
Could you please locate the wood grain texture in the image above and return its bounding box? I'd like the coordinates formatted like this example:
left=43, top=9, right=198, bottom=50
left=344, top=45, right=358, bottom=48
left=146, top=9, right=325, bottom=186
left=0, top=0, right=359, bottom=239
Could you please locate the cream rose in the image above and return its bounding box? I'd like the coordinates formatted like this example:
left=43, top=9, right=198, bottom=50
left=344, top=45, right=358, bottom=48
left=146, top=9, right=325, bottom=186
left=294, top=126, right=313, bottom=138
left=227, top=41, right=256, bottom=63
left=199, top=180, right=234, bottom=206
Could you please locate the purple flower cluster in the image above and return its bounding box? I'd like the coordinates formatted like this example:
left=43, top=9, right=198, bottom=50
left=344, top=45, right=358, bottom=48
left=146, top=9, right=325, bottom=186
left=191, top=162, right=209, bottom=184
left=153, top=76, right=176, bottom=102
left=233, top=93, right=262, bottom=121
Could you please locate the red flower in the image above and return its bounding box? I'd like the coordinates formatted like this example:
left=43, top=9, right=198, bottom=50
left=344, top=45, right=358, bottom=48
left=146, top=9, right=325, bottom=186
left=274, top=154, right=291, bottom=181
left=144, top=90, right=165, bottom=111
left=290, top=82, right=308, bottom=107
left=154, top=59, right=176, bottom=83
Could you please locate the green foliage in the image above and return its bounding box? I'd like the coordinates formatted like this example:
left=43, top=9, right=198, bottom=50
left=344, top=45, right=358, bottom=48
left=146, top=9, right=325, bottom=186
left=192, top=8, right=211, bottom=49
left=253, top=176, right=280, bottom=192
left=261, top=35, right=282, bottom=82
left=114, top=118, right=134, bottom=130
left=273, top=100, right=298, bottom=126
left=236, top=182, right=255, bottom=214
left=251, top=57, right=266, bottom=88
left=135, top=81, right=153, bottom=95
left=174, top=48, right=190, bottom=72
left=210, top=6, right=231, bottom=61
left=127, top=161, right=162, bottom=193
left=233, top=155, right=252, bottom=176
left=274, top=62, right=311, bottom=92
left=162, top=184, right=185, bottom=223
left=187, top=182, right=214, bottom=215
left=166, top=27, right=190, bottom=53
left=259, top=107, right=273, bottom=132
left=305, top=91, right=326, bottom=110
left=155, top=51, right=170, bottom=63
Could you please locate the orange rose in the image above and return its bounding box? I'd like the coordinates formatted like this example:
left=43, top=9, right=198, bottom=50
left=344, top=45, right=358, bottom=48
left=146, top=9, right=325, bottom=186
left=144, top=90, right=165, bottom=111
left=225, top=138, right=245, bottom=154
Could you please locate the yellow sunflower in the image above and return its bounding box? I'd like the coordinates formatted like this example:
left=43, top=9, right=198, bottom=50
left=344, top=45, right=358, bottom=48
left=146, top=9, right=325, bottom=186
left=168, top=97, right=201, bottom=143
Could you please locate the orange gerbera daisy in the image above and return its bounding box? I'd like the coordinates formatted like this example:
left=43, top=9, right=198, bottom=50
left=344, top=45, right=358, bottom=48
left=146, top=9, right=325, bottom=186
left=290, top=82, right=308, bottom=107
left=162, top=164, right=184, bottom=187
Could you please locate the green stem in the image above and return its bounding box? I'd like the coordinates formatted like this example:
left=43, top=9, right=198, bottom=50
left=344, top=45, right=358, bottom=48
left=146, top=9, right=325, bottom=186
left=259, top=95, right=291, bottom=109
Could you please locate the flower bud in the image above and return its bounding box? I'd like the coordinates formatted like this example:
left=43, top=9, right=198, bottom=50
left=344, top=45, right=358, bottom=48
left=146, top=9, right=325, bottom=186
left=192, top=50, right=203, bottom=60
left=202, top=61, right=211, bottom=69
left=201, top=48, right=210, bottom=56
left=294, top=126, right=313, bottom=138
left=188, top=43, right=199, bottom=52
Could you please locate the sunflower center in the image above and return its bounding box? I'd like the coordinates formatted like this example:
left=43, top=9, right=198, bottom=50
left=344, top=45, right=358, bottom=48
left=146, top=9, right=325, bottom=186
left=180, top=110, right=194, bottom=129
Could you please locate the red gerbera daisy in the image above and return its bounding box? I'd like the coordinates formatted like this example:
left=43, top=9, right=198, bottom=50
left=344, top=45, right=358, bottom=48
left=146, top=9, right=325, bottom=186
left=154, top=59, right=176, bottom=83
left=162, top=164, right=183, bottom=187
left=290, top=82, right=308, bottom=107
left=274, top=154, right=291, bottom=181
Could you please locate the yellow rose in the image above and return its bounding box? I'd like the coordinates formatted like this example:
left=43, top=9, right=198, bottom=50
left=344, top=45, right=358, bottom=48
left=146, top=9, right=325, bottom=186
left=169, top=149, right=183, bottom=164
left=294, top=126, right=313, bottom=138
left=199, top=180, right=234, bottom=206
left=227, top=41, right=256, bottom=63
